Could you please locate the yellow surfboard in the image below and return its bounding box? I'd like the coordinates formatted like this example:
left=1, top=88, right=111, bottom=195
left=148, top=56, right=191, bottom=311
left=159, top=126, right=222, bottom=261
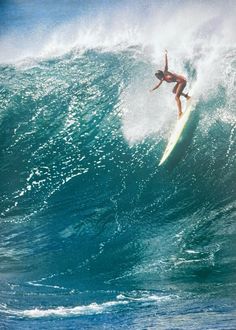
left=159, top=98, right=194, bottom=166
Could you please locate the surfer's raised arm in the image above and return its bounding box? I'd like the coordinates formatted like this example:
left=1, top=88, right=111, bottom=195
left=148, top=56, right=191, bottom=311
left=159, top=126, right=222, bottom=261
left=150, top=79, right=163, bottom=92
left=164, top=49, right=168, bottom=72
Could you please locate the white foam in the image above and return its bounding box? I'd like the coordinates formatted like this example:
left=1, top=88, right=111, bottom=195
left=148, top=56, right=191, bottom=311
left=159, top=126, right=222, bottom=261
left=0, top=1, right=235, bottom=64
left=117, top=293, right=174, bottom=303
left=8, top=300, right=128, bottom=319
left=2, top=292, right=176, bottom=319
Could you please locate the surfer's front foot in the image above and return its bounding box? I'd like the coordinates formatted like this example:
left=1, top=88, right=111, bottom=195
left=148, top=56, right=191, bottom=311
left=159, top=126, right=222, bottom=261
left=186, top=94, right=191, bottom=100
left=178, top=112, right=183, bottom=119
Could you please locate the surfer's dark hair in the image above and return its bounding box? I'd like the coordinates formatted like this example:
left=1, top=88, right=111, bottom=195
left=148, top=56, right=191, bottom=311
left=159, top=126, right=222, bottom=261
left=155, top=70, right=164, bottom=80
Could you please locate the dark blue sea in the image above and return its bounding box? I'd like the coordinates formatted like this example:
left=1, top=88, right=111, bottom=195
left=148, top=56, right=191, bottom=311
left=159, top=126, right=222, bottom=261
left=0, top=1, right=236, bottom=329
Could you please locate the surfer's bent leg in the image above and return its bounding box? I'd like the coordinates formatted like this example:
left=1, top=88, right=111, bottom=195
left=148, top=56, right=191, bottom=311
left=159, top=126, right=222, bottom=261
left=175, top=82, right=186, bottom=118
left=173, top=82, right=189, bottom=99
left=172, top=83, right=179, bottom=94
left=176, top=81, right=186, bottom=98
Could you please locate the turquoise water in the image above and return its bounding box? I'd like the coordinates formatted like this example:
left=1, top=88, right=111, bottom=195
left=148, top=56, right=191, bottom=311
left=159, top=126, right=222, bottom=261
left=0, top=1, right=236, bottom=329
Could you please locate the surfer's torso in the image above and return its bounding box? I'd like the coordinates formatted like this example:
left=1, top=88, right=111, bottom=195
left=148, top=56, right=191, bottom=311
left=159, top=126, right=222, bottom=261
left=163, top=71, right=186, bottom=84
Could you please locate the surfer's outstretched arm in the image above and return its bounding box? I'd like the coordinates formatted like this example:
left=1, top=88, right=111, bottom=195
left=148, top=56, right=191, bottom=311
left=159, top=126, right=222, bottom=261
left=150, top=79, right=163, bottom=92
left=164, top=49, right=168, bottom=72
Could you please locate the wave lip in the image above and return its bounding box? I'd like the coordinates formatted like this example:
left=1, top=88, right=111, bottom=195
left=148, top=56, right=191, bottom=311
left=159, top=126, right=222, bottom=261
left=1, top=1, right=236, bottom=64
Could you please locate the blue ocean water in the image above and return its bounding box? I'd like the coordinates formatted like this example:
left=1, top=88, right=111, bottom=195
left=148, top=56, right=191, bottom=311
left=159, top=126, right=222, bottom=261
left=0, top=1, right=236, bottom=329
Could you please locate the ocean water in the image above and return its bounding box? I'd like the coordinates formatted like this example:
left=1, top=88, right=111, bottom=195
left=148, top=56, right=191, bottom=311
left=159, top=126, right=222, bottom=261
left=0, top=1, right=236, bottom=329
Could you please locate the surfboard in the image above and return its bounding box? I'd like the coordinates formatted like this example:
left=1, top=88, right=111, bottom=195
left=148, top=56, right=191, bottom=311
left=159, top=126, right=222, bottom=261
left=159, top=98, right=194, bottom=166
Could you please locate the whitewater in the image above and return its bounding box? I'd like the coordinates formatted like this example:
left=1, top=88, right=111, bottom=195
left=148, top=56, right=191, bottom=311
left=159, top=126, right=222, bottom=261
left=0, top=1, right=236, bottom=329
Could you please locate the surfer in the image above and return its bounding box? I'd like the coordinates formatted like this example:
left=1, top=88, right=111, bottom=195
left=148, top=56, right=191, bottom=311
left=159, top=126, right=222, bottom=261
left=150, top=50, right=190, bottom=118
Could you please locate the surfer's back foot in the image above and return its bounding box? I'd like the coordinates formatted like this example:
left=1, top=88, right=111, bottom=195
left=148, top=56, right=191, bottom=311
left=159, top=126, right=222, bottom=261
left=181, top=92, right=190, bottom=99
left=185, top=93, right=191, bottom=100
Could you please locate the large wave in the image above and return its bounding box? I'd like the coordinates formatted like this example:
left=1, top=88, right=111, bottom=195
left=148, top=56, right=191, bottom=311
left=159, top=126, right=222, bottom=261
left=0, top=0, right=236, bottom=328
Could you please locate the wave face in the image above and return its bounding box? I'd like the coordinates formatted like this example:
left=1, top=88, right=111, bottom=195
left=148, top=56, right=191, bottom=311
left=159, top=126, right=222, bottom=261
left=0, top=1, right=236, bottom=328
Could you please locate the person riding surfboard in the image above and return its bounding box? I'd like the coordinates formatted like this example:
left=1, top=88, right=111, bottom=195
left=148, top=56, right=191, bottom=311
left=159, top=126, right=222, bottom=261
left=150, top=50, right=190, bottom=118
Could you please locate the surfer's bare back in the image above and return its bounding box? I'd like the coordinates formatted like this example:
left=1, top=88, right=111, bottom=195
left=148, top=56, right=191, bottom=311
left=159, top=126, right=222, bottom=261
left=150, top=50, right=190, bottom=118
